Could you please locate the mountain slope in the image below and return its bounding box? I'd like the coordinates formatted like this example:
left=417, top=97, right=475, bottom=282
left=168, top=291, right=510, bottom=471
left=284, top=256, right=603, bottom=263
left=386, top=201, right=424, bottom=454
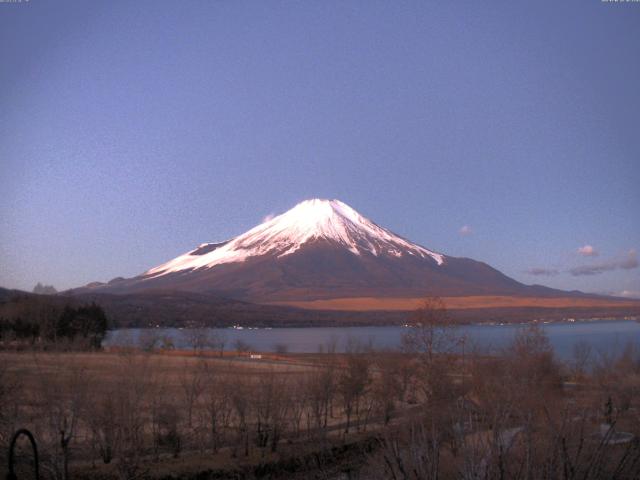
left=74, top=199, right=585, bottom=302
left=145, top=199, right=444, bottom=276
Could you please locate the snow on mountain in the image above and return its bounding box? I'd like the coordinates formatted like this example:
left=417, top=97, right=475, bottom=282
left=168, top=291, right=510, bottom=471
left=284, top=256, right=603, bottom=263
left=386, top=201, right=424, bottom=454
left=145, top=199, right=444, bottom=278
left=69, top=197, right=582, bottom=303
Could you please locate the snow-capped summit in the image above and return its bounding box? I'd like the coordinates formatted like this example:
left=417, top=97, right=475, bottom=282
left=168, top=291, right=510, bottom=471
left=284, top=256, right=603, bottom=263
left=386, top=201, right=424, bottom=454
left=64, top=197, right=626, bottom=322
left=145, top=199, right=444, bottom=278
left=78, top=198, right=534, bottom=302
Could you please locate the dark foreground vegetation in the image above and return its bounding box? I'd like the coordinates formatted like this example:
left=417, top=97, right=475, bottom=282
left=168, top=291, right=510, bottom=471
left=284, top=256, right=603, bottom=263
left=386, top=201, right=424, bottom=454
left=0, top=292, right=109, bottom=349
left=1, top=298, right=639, bottom=479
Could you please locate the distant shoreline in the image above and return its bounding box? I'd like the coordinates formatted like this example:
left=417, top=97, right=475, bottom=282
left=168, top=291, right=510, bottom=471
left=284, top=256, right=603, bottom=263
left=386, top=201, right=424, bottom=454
left=107, top=316, right=640, bottom=331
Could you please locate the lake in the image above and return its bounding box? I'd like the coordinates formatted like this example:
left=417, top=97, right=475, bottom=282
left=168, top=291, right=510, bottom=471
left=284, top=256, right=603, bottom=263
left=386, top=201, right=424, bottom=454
left=104, top=319, right=640, bottom=359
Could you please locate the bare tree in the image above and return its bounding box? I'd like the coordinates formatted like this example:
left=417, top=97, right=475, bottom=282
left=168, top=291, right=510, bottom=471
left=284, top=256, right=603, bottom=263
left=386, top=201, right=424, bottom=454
left=507, top=325, right=562, bottom=411
left=180, top=359, right=206, bottom=428
left=0, top=358, right=22, bottom=452
left=368, top=420, right=442, bottom=480
left=307, top=364, right=336, bottom=435
left=210, top=331, right=227, bottom=357
left=35, top=355, right=88, bottom=480
left=202, top=365, right=232, bottom=453
left=253, top=370, right=290, bottom=452
left=149, top=369, right=170, bottom=461
left=154, top=404, right=182, bottom=458
left=288, top=375, right=308, bottom=438
left=229, top=375, right=251, bottom=457
left=372, top=355, right=405, bottom=425
left=403, top=297, right=464, bottom=405
left=569, top=340, right=592, bottom=381
left=338, top=348, right=371, bottom=434
left=183, top=328, right=211, bottom=355
left=112, top=355, right=153, bottom=480
left=402, top=297, right=460, bottom=362
left=86, top=394, right=120, bottom=464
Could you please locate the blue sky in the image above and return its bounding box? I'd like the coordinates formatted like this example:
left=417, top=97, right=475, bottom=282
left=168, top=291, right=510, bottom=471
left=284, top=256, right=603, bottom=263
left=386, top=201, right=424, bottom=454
left=1, top=0, right=639, bottom=297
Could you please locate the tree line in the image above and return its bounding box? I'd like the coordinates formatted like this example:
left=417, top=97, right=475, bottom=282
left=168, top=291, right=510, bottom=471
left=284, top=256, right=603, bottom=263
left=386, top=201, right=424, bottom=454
left=0, top=294, right=109, bottom=349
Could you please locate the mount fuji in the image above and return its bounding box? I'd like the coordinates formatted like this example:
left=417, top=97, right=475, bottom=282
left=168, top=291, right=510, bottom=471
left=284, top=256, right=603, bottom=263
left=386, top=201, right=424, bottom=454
left=76, top=199, right=576, bottom=304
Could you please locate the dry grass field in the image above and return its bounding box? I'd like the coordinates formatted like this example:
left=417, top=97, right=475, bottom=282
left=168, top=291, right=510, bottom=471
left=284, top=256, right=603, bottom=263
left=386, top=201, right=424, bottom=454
left=0, top=348, right=414, bottom=479
left=1, top=324, right=639, bottom=480
left=269, top=294, right=640, bottom=311
left=1, top=350, right=317, bottom=395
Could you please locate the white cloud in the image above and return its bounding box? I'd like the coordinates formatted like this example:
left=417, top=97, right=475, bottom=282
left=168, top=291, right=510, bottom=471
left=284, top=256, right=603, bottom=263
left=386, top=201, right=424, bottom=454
left=570, top=249, right=638, bottom=276
left=459, top=225, right=473, bottom=236
left=577, top=245, right=598, bottom=257
left=262, top=213, right=275, bottom=223
left=527, top=249, right=638, bottom=278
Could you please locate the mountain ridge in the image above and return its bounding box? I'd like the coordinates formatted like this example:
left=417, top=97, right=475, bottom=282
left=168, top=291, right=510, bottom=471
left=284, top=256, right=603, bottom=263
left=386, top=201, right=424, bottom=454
left=67, top=199, right=615, bottom=304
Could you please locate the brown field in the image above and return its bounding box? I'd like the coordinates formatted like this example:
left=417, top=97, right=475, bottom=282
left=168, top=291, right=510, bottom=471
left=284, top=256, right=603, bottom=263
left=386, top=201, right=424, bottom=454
left=0, top=349, right=415, bottom=479
left=2, top=330, right=639, bottom=480
left=268, top=295, right=640, bottom=311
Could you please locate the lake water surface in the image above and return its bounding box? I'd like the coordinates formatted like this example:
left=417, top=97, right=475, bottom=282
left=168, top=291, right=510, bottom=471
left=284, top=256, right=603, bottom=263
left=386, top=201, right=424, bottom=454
left=105, top=319, right=640, bottom=359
